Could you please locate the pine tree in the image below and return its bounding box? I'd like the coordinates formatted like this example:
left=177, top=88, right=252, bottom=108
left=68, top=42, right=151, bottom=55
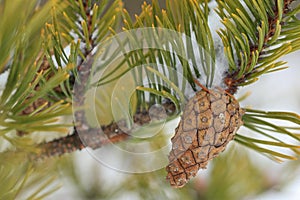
left=0, top=0, right=300, bottom=199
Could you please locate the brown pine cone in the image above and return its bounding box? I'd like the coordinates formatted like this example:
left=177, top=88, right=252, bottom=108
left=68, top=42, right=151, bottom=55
left=166, top=87, right=244, bottom=188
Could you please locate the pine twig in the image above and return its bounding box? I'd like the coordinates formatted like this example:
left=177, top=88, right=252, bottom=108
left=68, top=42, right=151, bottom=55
left=76, top=0, right=96, bottom=66
left=33, top=46, right=177, bottom=159
left=224, top=0, right=296, bottom=94
left=30, top=0, right=124, bottom=159
left=35, top=99, right=176, bottom=159
left=35, top=123, right=129, bottom=159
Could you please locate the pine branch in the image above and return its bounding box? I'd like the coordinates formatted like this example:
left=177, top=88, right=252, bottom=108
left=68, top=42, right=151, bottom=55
left=35, top=124, right=126, bottom=158
left=35, top=102, right=176, bottom=159
left=60, top=0, right=122, bottom=65
left=45, top=0, right=300, bottom=161
left=35, top=55, right=176, bottom=160
left=3, top=0, right=122, bottom=158
left=2, top=0, right=300, bottom=197
left=3, top=0, right=299, bottom=169
left=0, top=1, right=73, bottom=151
left=218, top=0, right=299, bottom=94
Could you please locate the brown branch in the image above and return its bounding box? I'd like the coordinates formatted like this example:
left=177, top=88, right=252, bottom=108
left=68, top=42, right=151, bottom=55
left=34, top=99, right=176, bottom=160
left=29, top=49, right=176, bottom=159
left=27, top=1, right=123, bottom=160
left=224, top=0, right=296, bottom=95
left=35, top=123, right=129, bottom=159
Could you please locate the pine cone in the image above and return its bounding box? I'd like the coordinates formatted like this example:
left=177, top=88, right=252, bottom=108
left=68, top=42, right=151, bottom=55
left=166, top=88, right=244, bottom=188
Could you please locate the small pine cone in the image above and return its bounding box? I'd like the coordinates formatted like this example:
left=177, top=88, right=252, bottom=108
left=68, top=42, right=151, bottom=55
left=166, top=88, right=244, bottom=188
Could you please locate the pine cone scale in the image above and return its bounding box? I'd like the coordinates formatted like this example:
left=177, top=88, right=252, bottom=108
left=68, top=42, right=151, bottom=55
left=166, top=88, right=244, bottom=188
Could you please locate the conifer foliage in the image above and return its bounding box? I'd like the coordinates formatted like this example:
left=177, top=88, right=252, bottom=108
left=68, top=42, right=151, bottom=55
left=0, top=0, right=300, bottom=199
